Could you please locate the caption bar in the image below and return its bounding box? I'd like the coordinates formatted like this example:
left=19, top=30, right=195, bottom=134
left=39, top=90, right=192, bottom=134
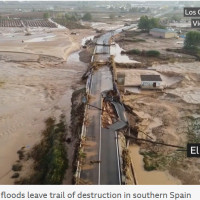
left=0, top=185, right=199, bottom=200
left=184, top=7, right=200, bottom=28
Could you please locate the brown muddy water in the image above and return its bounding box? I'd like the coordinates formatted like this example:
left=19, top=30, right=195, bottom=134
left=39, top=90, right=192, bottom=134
left=110, top=43, right=140, bottom=64
left=129, top=145, right=181, bottom=185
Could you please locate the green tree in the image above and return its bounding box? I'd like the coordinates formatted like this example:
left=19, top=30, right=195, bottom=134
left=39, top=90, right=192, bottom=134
left=82, top=12, right=92, bottom=21
left=138, top=15, right=149, bottom=32
left=65, top=13, right=77, bottom=21
left=43, top=12, right=50, bottom=19
left=149, top=18, right=160, bottom=29
left=171, top=15, right=181, bottom=22
left=184, top=31, right=200, bottom=49
left=138, top=15, right=161, bottom=32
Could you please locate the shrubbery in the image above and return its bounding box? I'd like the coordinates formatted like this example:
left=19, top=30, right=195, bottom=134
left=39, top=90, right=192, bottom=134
left=82, top=12, right=92, bottom=21
left=138, top=15, right=163, bottom=32
left=127, top=49, right=141, bottom=55
left=146, top=50, right=160, bottom=57
left=125, top=49, right=160, bottom=57
left=17, top=116, right=68, bottom=184
left=53, top=18, right=87, bottom=29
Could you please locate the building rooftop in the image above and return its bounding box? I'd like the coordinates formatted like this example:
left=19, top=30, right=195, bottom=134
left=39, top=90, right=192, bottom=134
left=141, top=75, right=162, bottom=81
left=150, top=28, right=176, bottom=33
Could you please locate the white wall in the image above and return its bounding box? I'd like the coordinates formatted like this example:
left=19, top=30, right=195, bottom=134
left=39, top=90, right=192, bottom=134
left=141, top=81, right=161, bottom=88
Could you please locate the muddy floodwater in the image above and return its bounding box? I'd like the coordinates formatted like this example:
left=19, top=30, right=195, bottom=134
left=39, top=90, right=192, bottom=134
left=129, top=145, right=181, bottom=185
left=110, top=43, right=140, bottom=64
left=62, top=50, right=88, bottom=124
left=0, top=50, right=87, bottom=184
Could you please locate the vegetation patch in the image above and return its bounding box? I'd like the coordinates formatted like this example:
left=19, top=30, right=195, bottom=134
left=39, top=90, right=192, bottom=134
left=0, top=81, right=5, bottom=87
left=167, top=31, right=200, bottom=60
left=124, top=49, right=141, bottom=55
left=12, top=164, right=22, bottom=172
left=125, top=49, right=160, bottom=57
left=53, top=18, right=88, bottom=29
left=122, top=148, right=131, bottom=177
left=15, top=116, right=68, bottom=184
left=186, top=117, right=200, bottom=143
left=138, top=15, right=164, bottom=32
left=146, top=50, right=160, bottom=57
left=122, top=38, right=146, bottom=43
left=70, top=88, right=86, bottom=183
left=166, top=48, right=200, bottom=60
left=140, top=151, right=170, bottom=171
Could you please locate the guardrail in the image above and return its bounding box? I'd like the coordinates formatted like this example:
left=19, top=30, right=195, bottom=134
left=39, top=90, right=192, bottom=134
left=75, top=69, right=92, bottom=184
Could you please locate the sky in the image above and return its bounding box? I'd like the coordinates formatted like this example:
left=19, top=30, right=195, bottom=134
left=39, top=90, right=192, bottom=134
left=0, top=0, right=200, bottom=2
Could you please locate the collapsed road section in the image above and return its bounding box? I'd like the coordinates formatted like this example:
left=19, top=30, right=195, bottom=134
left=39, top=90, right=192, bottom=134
left=76, top=25, right=136, bottom=185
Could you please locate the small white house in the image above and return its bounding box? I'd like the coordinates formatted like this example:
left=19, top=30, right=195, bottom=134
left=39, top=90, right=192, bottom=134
left=141, top=75, right=162, bottom=89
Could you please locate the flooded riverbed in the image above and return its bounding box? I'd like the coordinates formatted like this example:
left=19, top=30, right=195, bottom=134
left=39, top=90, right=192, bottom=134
left=110, top=43, right=140, bottom=64
left=129, top=145, right=181, bottom=185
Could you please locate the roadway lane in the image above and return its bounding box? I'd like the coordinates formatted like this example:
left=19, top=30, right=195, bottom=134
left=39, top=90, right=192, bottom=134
left=98, top=67, right=121, bottom=185
left=95, top=45, right=110, bottom=54
left=80, top=24, right=137, bottom=184
left=80, top=69, right=102, bottom=184
left=100, top=128, right=120, bottom=185
left=80, top=66, right=113, bottom=184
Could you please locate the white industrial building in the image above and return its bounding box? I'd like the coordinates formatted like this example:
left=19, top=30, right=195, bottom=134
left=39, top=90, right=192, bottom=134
left=149, top=28, right=177, bottom=38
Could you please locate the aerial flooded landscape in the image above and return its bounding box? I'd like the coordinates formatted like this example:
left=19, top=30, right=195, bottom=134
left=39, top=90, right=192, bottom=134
left=0, top=1, right=200, bottom=185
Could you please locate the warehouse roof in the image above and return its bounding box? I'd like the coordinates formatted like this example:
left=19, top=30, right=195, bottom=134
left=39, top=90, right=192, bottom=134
left=150, top=28, right=176, bottom=33
left=141, top=75, right=162, bottom=81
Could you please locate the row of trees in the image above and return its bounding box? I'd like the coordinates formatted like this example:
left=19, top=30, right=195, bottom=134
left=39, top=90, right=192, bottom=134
left=43, top=12, right=92, bottom=21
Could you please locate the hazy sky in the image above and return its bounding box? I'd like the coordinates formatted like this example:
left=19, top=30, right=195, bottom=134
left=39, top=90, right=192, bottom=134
left=0, top=0, right=199, bottom=2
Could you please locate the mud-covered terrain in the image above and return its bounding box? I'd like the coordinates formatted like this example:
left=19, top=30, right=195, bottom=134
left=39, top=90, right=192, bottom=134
left=0, top=27, right=94, bottom=184
left=115, top=30, right=200, bottom=184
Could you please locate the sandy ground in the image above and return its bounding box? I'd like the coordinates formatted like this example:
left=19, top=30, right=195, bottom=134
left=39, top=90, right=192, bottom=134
left=117, top=68, right=183, bottom=87
left=0, top=27, right=94, bottom=184
left=115, top=31, right=196, bottom=65
left=152, top=62, right=200, bottom=104
left=121, top=62, right=200, bottom=184
left=0, top=27, right=96, bottom=60
left=117, top=32, right=185, bottom=54
left=116, top=30, right=200, bottom=184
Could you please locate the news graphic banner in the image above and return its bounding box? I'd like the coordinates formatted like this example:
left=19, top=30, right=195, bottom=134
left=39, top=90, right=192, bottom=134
left=184, top=7, right=200, bottom=28
left=0, top=186, right=199, bottom=200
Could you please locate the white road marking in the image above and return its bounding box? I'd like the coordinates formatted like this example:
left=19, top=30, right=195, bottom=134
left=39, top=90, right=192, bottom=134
left=98, top=96, right=102, bottom=185
left=115, top=131, right=121, bottom=185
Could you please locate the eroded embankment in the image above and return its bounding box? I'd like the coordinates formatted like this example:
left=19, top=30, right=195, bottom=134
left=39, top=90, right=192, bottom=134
left=70, top=88, right=87, bottom=184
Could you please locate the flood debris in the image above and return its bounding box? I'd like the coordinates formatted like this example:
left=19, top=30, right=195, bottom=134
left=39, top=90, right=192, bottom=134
left=102, top=100, right=118, bottom=128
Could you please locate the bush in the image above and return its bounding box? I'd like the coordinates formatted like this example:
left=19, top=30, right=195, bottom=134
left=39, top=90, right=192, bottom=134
left=52, top=18, right=87, bottom=29
left=21, top=116, right=68, bottom=184
left=82, top=12, right=92, bottom=21
left=126, top=49, right=141, bottom=55
left=143, top=157, right=157, bottom=171
left=12, top=164, right=22, bottom=171
left=11, top=173, right=20, bottom=179
left=138, top=15, right=162, bottom=32
left=184, top=31, right=200, bottom=49
left=146, top=50, right=160, bottom=57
